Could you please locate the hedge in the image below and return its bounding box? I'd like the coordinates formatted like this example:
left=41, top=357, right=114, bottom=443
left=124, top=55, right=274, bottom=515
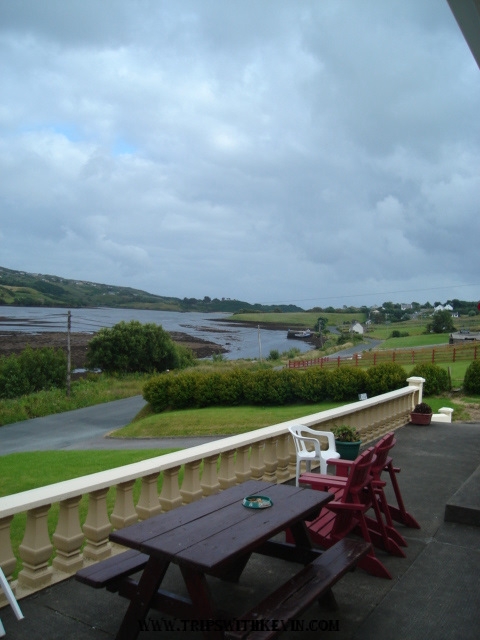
left=143, top=364, right=409, bottom=413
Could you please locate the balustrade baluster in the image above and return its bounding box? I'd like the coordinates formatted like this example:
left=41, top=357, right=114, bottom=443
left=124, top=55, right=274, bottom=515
left=18, top=505, right=53, bottom=589
left=249, top=442, right=265, bottom=480
left=82, top=488, right=112, bottom=560
left=181, top=461, right=203, bottom=504
left=262, top=437, right=278, bottom=482
left=218, top=450, right=236, bottom=489
left=111, top=480, right=138, bottom=529
left=52, top=496, right=84, bottom=573
left=136, top=473, right=162, bottom=520
left=159, top=467, right=182, bottom=511
left=275, top=433, right=291, bottom=482
left=235, top=446, right=251, bottom=483
left=201, top=455, right=221, bottom=496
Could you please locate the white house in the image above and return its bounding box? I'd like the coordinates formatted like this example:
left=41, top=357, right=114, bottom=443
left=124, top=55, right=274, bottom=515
left=350, top=322, right=364, bottom=335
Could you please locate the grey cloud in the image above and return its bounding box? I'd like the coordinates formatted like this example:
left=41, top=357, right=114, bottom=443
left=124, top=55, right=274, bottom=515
left=0, top=0, right=479, bottom=307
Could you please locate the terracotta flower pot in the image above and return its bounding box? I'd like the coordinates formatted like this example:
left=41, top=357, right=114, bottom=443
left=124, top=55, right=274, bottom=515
left=410, top=412, right=432, bottom=425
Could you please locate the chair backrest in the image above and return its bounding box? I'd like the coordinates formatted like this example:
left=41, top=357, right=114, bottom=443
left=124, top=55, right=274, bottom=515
left=370, top=432, right=396, bottom=479
left=341, top=447, right=376, bottom=501
left=288, top=424, right=320, bottom=456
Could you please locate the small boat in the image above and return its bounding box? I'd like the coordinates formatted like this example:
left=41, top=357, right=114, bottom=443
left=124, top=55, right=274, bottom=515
left=287, top=329, right=312, bottom=340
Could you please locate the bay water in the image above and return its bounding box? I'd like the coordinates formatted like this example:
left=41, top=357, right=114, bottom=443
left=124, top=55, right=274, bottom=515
left=0, top=307, right=312, bottom=360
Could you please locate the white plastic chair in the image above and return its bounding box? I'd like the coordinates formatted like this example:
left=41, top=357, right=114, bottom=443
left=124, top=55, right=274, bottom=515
left=0, top=568, right=24, bottom=637
left=288, top=424, right=340, bottom=486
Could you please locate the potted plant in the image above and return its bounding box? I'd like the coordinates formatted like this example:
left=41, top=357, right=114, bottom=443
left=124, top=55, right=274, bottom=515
left=331, top=425, right=361, bottom=460
left=410, top=402, right=433, bottom=425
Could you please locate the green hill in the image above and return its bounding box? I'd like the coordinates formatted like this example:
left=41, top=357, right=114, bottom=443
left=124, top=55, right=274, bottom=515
left=0, top=266, right=304, bottom=313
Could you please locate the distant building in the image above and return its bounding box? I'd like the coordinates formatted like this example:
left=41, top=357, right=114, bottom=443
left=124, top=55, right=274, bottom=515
left=434, top=304, right=453, bottom=313
left=350, top=322, right=364, bottom=335
left=449, top=331, right=480, bottom=344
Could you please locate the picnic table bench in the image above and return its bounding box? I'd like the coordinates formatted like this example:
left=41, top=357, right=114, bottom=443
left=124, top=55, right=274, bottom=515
left=76, top=480, right=370, bottom=640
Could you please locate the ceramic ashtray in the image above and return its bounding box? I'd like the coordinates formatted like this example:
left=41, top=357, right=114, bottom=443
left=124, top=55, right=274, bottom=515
left=242, top=495, right=273, bottom=509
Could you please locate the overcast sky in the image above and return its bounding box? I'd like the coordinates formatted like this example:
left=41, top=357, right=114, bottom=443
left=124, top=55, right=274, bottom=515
left=1, top=1, right=479, bottom=309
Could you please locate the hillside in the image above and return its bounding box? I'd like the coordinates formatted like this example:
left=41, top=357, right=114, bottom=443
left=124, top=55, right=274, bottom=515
left=0, top=266, right=303, bottom=313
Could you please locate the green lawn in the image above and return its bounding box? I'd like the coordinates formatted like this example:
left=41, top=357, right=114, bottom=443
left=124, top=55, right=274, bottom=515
left=116, top=402, right=344, bottom=438
left=378, top=333, right=450, bottom=349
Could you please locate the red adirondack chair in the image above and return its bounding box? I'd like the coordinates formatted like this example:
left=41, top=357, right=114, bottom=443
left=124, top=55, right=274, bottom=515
left=298, top=447, right=393, bottom=579
left=370, top=432, right=420, bottom=530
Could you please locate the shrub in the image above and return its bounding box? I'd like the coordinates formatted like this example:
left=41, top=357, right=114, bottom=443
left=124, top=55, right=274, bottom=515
left=366, top=363, right=407, bottom=396
left=409, top=363, right=450, bottom=395
left=166, top=372, right=200, bottom=409
left=143, top=374, right=172, bottom=412
left=242, top=369, right=296, bottom=406
left=412, top=402, right=432, bottom=414
left=463, top=360, right=480, bottom=394
left=218, top=369, right=248, bottom=406
left=194, top=371, right=225, bottom=408
left=267, top=349, right=280, bottom=361
left=295, top=368, right=330, bottom=403
left=86, top=320, right=192, bottom=374
left=390, top=330, right=409, bottom=338
left=326, top=367, right=369, bottom=402
left=0, top=346, right=67, bottom=399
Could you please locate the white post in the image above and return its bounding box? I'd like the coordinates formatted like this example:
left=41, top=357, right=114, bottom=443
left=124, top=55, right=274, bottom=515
left=406, top=376, right=425, bottom=406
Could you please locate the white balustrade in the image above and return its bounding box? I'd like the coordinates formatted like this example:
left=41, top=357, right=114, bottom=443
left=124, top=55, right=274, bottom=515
left=0, top=379, right=423, bottom=604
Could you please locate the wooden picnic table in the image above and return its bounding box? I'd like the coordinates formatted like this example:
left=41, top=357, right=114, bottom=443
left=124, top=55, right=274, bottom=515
left=78, top=479, right=370, bottom=640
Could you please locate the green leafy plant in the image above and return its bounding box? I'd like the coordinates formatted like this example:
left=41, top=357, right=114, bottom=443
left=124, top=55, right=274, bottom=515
left=86, top=320, right=194, bottom=374
left=412, top=402, right=432, bottom=414
left=0, top=346, right=67, bottom=399
left=331, top=425, right=361, bottom=442
left=409, top=363, right=450, bottom=395
left=463, top=360, right=480, bottom=394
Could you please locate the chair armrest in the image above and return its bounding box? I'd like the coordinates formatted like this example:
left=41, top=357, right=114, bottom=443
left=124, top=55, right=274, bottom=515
left=326, top=501, right=369, bottom=515
left=298, top=436, right=322, bottom=455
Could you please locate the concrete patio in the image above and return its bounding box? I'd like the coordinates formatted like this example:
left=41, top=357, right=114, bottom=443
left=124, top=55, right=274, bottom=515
left=1, top=420, right=479, bottom=639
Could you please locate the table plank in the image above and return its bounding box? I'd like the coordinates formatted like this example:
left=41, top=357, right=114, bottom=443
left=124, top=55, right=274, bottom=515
left=176, top=485, right=332, bottom=571
left=111, top=480, right=276, bottom=548
left=112, top=482, right=332, bottom=573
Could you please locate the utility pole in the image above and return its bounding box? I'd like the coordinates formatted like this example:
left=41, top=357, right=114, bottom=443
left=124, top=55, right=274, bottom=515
left=67, top=310, right=71, bottom=397
left=258, top=325, right=262, bottom=361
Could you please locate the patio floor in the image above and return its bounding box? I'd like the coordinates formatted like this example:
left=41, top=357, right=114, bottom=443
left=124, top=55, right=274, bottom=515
left=1, top=421, right=480, bottom=639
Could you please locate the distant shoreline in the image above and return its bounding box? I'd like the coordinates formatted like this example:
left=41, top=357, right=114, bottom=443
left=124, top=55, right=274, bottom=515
left=0, top=330, right=225, bottom=369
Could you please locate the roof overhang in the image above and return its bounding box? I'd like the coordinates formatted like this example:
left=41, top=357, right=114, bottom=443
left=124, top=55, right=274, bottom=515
left=447, top=0, right=480, bottom=68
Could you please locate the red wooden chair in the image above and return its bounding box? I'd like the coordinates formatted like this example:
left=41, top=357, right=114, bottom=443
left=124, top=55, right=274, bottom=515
left=298, top=447, right=393, bottom=579
left=370, top=432, right=420, bottom=530
left=302, top=433, right=419, bottom=560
